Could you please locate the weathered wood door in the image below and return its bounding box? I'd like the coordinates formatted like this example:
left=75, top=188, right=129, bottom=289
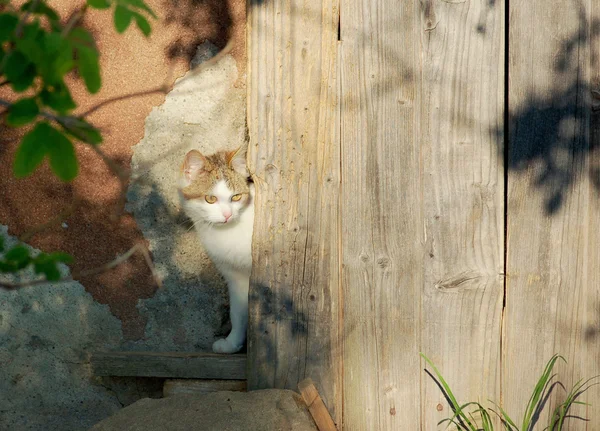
left=247, top=0, right=600, bottom=429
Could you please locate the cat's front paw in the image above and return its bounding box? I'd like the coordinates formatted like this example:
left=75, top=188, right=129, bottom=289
left=212, top=338, right=243, bottom=354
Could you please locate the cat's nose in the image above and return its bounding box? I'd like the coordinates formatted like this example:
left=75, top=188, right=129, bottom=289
left=223, top=213, right=232, bottom=222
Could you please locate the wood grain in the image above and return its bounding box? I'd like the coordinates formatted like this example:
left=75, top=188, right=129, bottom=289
left=91, top=352, right=246, bottom=379
left=298, top=378, right=337, bottom=431
left=505, top=0, right=600, bottom=427
left=339, top=0, right=422, bottom=428
left=246, top=0, right=341, bottom=423
left=340, top=0, right=504, bottom=428
left=163, top=379, right=246, bottom=397
left=419, top=0, right=505, bottom=428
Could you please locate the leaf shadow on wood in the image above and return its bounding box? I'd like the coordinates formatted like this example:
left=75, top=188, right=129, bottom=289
left=499, top=2, right=600, bottom=215
left=475, top=0, right=498, bottom=34
left=248, top=275, right=344, bottom=412
left=248, top=281, right=310, bottom=375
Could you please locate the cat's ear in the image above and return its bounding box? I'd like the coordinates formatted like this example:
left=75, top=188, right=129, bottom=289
left=226, top=144, right=249, bottom=177
left=182, top=150, right=207, bottom=183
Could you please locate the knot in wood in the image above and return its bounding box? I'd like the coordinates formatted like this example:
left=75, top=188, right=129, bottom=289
left=377, top=257, right=390, bottom=268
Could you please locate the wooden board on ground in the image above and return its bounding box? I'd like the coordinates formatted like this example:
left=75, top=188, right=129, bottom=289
left=91, top=352, right=246, bottom=380
left=504, top=0, right=600, bottom=427
left=246, top=0, right=341, bottom=423
left=298, top=378, right=337, bottom=431
left=163, top=379, right=247, bottom=397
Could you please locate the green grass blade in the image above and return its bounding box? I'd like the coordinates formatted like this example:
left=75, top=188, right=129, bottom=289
left=551, top=375, right=599, bottom=430
left=489, top=401, right=518, bottom=431
left=420, top=353, right=478, bottom=431
left=522, top=354, right=565, bottom=431
left=439, top=402, right=484, bottom=430
left=475, top=406, right=494, bottom=431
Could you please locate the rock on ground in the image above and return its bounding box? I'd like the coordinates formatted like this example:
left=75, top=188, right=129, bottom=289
left=0, top=226, right=123, bottom=430
left=90, top=390, right=319, bottom=431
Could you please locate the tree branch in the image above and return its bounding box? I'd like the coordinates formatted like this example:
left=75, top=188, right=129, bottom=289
left=0, top=243, right=162, bottom=290
left=78, top=86, right=170, bottom=118
left=15, top=0, right=41, bottom=37
left=61, top=5, right=88, bottom=38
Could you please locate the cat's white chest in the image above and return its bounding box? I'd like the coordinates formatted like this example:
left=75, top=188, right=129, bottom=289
left=196, top=205, right=254, bottom=273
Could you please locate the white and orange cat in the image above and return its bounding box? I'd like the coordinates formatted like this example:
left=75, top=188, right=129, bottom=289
left=178, top=146, right=253, bottom=354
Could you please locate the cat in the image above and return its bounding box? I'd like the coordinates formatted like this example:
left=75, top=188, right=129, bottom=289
left=178, top=145, right=253, bottom=354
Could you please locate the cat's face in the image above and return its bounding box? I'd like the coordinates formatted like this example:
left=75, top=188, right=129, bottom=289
left=179, top=147, right=251, bottom=225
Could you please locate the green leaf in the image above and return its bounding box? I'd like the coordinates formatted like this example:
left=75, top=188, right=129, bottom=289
left=15, top=22, right=45, bottom=65
left=33, top=261, right=61, bottom=281
left=0, top=236, right=4, bottom=253
left=61, top=119, right=103, bottom=145
left=13, top=123, right=49, bottom=178
left=114, top=5, right=133, bottom=33
left=522, top=354, right=565, bottom=431
left=40, top=33, right=75, bottom=84
left=46, top=127, right=78, bottom=181
left=77, top=45, right=101, bottom=93
left=69, top=27, right=95, bottom=47
left=6, top=98, right=40, bottom=127
left=133, top=13, right=151, bottom=36
left=5, top=246, right=30, bottom=266
left=0, top=13, right=18, bottom=42
left=20, top=1, right=60, bottom=23
left=4, top=51, right=36, bottom=92
left=40, top=83, right=77, bottom=113
left=420, top=353, right=478, bottom=431
left=68, top=28, right=101, bottom=92
left=0, top=261, right=18, bottom=272
left=47, top=252, right=73, bottom=264
left=87, top=0, right=111, bottom=9
left=124, top=0, right=157, bottom=19
left=69, top=27, right=95, bottom=48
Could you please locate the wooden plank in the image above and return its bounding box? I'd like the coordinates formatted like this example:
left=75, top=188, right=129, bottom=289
left=91, top=352, right=246, bottom=379
left=505, top=0, right=600, bottom=427
left=339, top=0, right=422, bottom=429
left=163, top=379, right=246, bottom=397
left=419, top=0, right=505, bottom=428
left=246, top=0, right=341, bottom=424
left=298, top=378, right=337, bottom=431
left=341, top=0, right=504, bottom=428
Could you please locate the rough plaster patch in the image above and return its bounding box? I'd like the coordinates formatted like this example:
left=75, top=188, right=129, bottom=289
left=0, top=225, right=123, bottom=430
left=126, top=42, right=246, bottom=351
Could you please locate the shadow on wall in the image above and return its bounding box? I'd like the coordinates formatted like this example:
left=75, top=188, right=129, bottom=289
left=163, top=0, right=233, bottom=63
left=126, top=182, right=231, bottom=352
left=499, top=1, right=600, bottom=214
left=0, top=144, right=157, bottom=339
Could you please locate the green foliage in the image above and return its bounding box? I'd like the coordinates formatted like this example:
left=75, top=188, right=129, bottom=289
left=110, top=0, right=155, bottom=35
left=1, top=0, right=154, bottom=185
left=6, top=97, right=39, bottom=126
left=421, top=353, right=598, bottom=431
left=0, top=0, right=155, bottom=285
left=0, top=242, right=73, bottom=282
left=13, top=121, right=78, bottom=181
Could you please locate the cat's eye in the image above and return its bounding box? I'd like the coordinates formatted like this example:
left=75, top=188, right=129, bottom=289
left=205, top=195, right=217, bottom=204
left=231, top=194, right=243, bottom=202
